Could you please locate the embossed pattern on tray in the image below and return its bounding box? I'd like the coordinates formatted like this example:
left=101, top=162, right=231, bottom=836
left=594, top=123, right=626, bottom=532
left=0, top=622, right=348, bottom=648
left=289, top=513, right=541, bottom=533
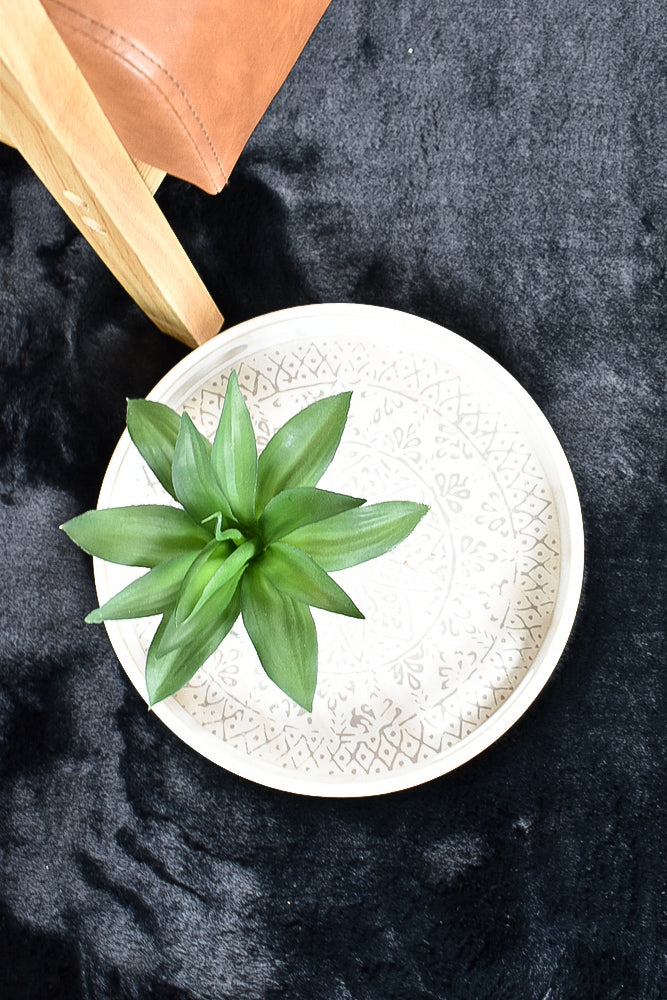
left=98, top=306, right=576, bottom=795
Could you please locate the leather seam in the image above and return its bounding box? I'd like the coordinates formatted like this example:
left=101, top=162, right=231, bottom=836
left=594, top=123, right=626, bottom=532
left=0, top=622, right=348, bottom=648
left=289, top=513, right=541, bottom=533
left=47, top=0, right=227, bottom=188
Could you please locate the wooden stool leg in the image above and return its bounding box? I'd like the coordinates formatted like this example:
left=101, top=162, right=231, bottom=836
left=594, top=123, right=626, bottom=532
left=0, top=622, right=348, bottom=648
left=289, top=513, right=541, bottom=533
left=133, top=160, right=168, bottom=197
left=0, top=0, right=223, bottom=348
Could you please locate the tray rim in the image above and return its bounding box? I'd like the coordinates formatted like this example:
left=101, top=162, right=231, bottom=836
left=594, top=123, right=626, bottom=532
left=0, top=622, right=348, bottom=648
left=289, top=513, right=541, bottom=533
left=94, top=303, right=585, bottom=796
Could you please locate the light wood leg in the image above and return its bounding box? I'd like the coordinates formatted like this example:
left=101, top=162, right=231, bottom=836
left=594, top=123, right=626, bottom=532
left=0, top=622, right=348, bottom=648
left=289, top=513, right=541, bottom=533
left=0, top=0, right=223, bottom=347
left=133, top=159, right=167, bottom=197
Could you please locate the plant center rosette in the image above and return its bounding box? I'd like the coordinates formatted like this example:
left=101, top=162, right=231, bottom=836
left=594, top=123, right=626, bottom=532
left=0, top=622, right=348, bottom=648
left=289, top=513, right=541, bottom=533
left=62, top=372, right=428, bottom=711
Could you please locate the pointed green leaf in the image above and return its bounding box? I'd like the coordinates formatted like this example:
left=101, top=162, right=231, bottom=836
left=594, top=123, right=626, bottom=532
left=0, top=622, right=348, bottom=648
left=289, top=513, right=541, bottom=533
left=194, top=538, right=257, bottom=608
left=146, top=613, right=172, bottom=704
left=173, top=538, right=235, bottom=624
left=126, top=399, right=182, bottom=500
left=258, top=487, right=365, bottom=544
left=258, top=542, right=364, bottom=619
left=241, top=565, right=318, bottom=711
left=158, top=546, right=250, bottom=653
left=146, top=588, right=241, bottom=706
left=86, top=551, right=199, bottom=623
left=61, top=505, right=211, bottom=567
left=211, top=371, right=258, bottom=525
left=172, top=412, right=233, bottom=524
left=255, top=391, right=352, bottom=514
left=282, top=501, right=429, bottom=570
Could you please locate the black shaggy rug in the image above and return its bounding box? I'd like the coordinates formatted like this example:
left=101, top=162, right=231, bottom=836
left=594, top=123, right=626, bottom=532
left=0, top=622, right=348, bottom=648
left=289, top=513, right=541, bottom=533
left=1, top=1, right=665, bottom=998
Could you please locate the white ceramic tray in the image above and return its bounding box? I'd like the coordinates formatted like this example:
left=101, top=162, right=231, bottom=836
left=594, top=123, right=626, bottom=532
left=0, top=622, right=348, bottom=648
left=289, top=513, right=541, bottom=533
left=95, top=304, right=584, bottom=796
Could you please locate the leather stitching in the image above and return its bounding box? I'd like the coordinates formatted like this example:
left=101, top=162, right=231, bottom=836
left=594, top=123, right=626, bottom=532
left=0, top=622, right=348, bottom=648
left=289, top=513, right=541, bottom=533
left=47, top=0, right=227, bottom=188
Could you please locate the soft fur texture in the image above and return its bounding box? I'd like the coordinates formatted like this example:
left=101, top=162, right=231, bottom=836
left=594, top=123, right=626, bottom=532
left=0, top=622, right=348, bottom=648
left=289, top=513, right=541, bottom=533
left=1, top=1, right=665, bottom=998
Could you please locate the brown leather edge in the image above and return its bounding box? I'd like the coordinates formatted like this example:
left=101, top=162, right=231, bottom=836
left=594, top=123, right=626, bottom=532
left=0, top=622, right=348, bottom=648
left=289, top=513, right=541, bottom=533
left=43, top=0, right=227, bottom=193
left=220, top=4, right=331, bottom=182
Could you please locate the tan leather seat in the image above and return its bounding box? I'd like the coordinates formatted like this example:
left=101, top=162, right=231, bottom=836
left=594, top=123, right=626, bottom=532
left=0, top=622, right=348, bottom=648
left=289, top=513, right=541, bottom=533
left=43, top=0, right=331, bottom=194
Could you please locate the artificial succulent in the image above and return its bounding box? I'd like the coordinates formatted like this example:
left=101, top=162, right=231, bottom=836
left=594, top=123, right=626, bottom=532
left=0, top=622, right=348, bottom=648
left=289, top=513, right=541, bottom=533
left=62, top=372, right=428, bottom=711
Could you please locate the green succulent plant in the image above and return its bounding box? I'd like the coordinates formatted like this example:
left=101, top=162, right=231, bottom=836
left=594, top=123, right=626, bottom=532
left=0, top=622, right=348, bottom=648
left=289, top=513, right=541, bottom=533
left=61, top=372, right=428, bottom=711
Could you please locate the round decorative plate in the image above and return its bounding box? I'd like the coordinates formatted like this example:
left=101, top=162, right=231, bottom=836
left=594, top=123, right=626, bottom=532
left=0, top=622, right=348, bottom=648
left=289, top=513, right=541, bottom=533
left=95, top=304, right=584, bottom=796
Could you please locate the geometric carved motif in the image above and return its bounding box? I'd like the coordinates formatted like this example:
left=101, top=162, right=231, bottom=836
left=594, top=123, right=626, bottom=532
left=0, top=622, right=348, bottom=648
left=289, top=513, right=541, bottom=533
left=124, top=335, right=560, bottom=784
